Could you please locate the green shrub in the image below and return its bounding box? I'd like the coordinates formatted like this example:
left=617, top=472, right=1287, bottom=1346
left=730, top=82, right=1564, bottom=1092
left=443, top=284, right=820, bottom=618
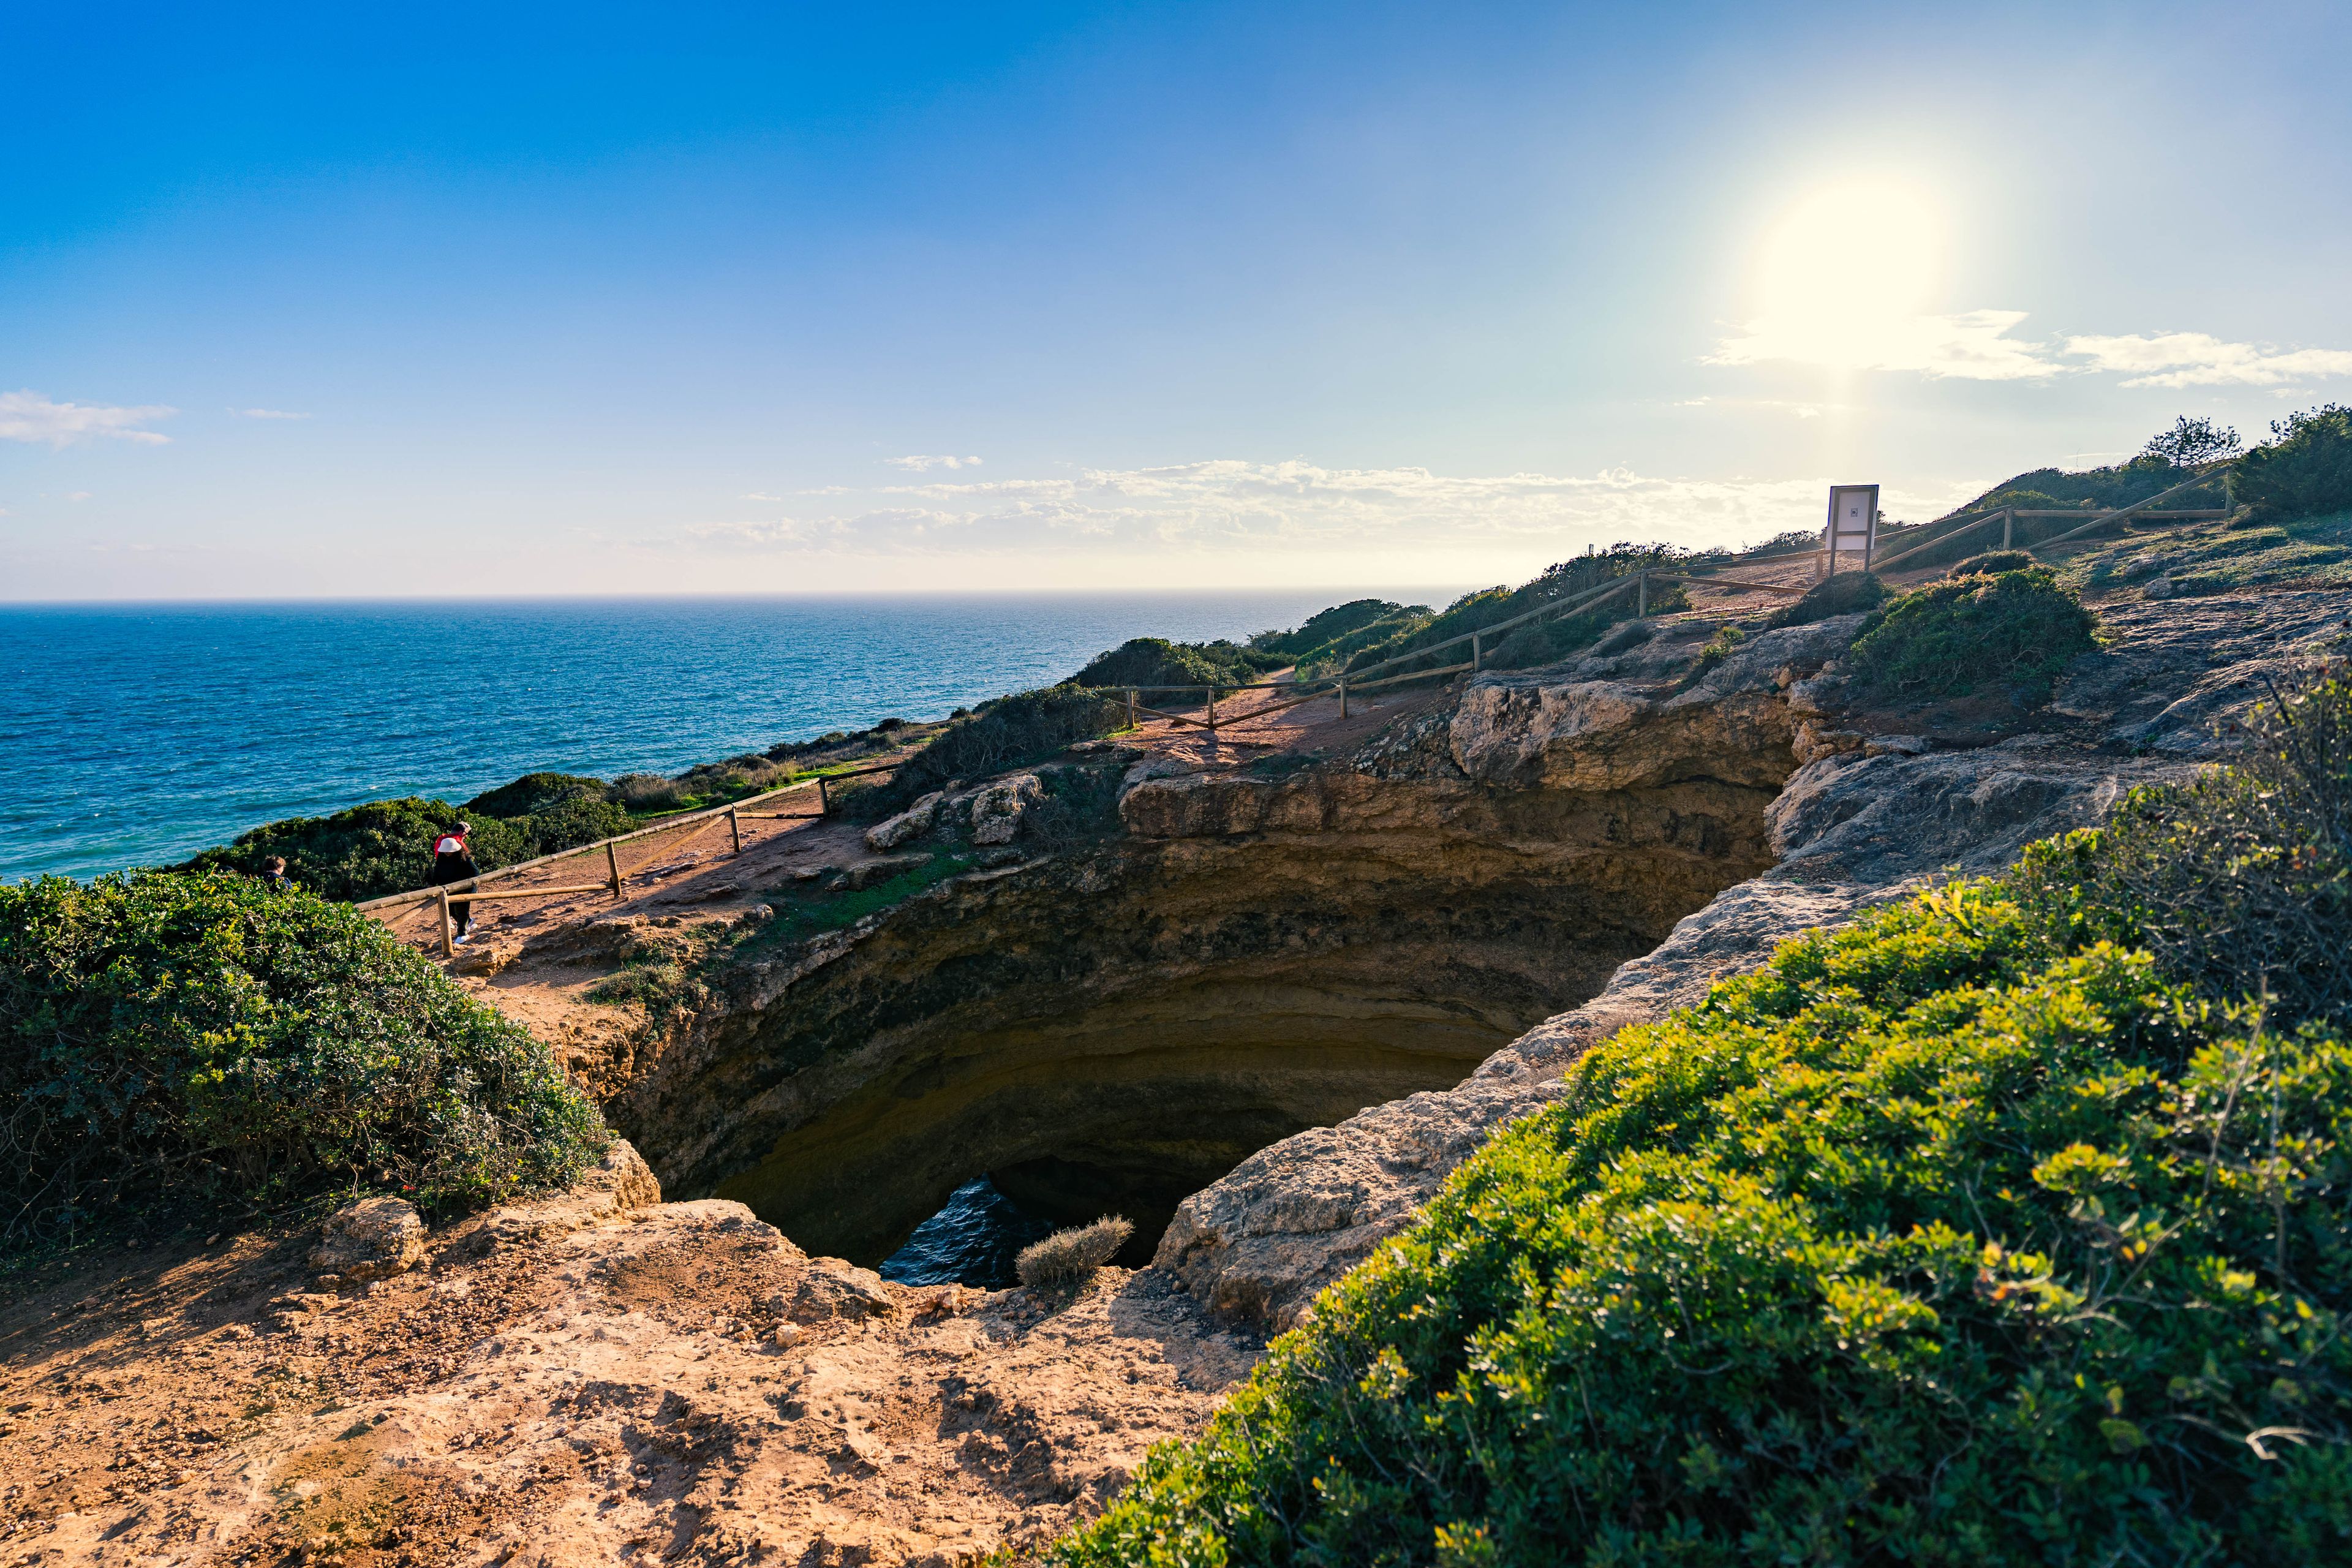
left=864, top=687, right=1128, bottom=818
left=184, top=772, right=633, bottom=903
left=1061, top=879, right=2352, bottom=1565
left=0, top=872, right=605, bottom=1247
left=1947, top=549, right=2036, bottom=577
left=1846, top=566, right=2095, bottom=703
left=183, top=796, right=500, bottom=902
left=1347, top=545, right=1703, bottom=679
left=1250, top=600, right=1423, bottom=660
left=2009, top=674, right=2352, bottom=1033
left=1068, top=637, right=1284, bottom=692
left=461, top=771, right=606, bottom=818
left=1765, top=568, right=1888, bottom=628
left=2233, top=405, right=2352, bottom=523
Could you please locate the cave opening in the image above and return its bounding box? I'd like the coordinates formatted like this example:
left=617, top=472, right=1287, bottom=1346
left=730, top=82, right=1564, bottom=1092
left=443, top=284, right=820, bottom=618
left=655, top=768, right=1793, bottom=1272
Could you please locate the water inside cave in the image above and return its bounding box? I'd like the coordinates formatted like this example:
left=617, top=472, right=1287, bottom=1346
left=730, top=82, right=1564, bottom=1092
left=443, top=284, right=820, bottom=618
left=878, top=1177, right=1058, bottom=1288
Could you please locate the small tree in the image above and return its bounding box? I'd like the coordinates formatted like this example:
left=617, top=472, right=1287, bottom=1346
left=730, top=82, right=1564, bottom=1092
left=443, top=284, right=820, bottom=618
left=2137, top=414, right=2242, bottom=469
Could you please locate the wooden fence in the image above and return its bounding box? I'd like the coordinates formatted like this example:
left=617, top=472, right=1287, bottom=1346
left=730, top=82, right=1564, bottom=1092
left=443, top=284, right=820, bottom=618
left=364, top=480, right=2251, bottom=957
left=358, top=760, right=902, bottom=956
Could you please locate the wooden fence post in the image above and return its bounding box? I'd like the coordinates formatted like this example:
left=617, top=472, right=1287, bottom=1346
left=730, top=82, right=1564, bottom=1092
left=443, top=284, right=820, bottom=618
left=1637, top=571, right=1648, bottom=617
left=1337, top=678, right=1348, bottom=718
left=728, top=805, right=742, bottom=856
left=438, top=887, right=454, bottom=958
left=818, top=776, right=831, bottom=817
left=606, top=841, right=624, bottom=901
left=1127, top=687, right=1137, bottom=729
left=2002, top=507, right=2014, bottom=549
left=1206, top=687, right=1217, bottom=733
left=1472, top=631, right=1483, bottom=669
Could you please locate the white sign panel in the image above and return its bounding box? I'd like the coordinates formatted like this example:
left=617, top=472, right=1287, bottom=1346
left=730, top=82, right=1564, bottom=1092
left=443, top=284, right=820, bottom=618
left=1823, top=483, right=1880, bottom=573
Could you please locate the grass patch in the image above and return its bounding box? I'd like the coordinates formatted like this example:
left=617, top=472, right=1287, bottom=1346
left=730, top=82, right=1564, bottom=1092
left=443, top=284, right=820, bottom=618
left=0, top=872, right=605, bottom=1251
left=2065, top=511, right=2352, bottom=598
left=1846, top=565, right=2095, bottom=704
left=1763, top=568, right=1888, bottom=628
left=763, top=853, right=976, bottom=942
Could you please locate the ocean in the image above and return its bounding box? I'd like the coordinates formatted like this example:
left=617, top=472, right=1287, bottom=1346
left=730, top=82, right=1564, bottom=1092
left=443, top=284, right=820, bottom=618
left=1, top=590, right=1461, bottom=882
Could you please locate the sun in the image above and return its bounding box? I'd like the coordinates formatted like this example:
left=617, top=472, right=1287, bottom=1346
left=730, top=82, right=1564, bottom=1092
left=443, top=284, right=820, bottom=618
left=1750, top=179, right=1943, bottom=369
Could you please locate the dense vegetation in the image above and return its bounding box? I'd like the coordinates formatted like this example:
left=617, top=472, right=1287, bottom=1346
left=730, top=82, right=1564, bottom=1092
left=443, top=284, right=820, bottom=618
left=1845, top=565, right=2096, bottom=704
left=2233, top=404, right=2352, bottom=523
left=0, top=872, right=605, bottom=1249
left=1324, top=543, right=1709, bottom=680
left=1248, top=599, right=1427, bottom=661
left=181, top=772, right=632, bottom=902
left=1762, top=567, right=1888, bottom=629
left=1068, top=636, right=1286, bottom=693
left=855, top=685, right=1129, bottom=818
left=1061, top=676, right=2352, bottom=1567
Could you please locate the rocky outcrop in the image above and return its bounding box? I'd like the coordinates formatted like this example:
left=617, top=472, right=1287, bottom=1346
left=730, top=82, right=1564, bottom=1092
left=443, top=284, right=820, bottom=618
left=309, top=1197, right=427, bottom=1282
left=5, top=1162, right=1257, bottom=1567
left=865, top=791, right=943, bottom=851
left=1156, top=587, right=2352, bottom=1329
left=606, top=644, right=1814, bottom=1268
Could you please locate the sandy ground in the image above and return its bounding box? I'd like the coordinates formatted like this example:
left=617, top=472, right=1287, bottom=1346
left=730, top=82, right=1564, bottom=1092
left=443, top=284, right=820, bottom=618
left=0, top=1169, right=1259, bottom=1567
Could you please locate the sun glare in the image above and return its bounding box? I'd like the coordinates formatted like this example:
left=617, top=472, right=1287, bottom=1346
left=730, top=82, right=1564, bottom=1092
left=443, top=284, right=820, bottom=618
left=1751, top=179, right=1943, bottom=369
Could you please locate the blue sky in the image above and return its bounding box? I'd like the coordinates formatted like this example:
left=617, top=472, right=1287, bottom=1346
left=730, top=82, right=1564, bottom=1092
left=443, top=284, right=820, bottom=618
left=4, top=1, right=2348, bottom=598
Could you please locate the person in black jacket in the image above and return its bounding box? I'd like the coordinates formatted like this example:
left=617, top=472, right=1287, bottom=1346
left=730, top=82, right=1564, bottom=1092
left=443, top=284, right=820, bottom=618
left=428, top=822, right=481, bottom=944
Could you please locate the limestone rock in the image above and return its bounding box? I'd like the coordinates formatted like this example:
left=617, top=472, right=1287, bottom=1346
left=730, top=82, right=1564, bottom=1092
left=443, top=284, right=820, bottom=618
left=310, top=1196, right=427, bottom=1281
left=582, top=1137, right=663, bottom=1213
left=969, top=774, right=1044, bottom=844
left=2143, top=575, right=2177, bottom=600
left=865, top=791, right=943, bottom=851
left=825, top=853, right=933, bottom=892
left=1156, top=593, right=2352, bottom=1330
left=783, top=1259, right=898, bottom=1322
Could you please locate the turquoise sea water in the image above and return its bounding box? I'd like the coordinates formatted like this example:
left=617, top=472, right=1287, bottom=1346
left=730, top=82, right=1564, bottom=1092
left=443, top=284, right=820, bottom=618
left=1, top=590, right=1457, bottom=882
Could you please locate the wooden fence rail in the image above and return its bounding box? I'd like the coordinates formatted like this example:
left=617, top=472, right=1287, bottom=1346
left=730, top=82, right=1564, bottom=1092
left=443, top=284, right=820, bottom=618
left=370, top=481, right=2260, bottom=956
left=361, top=758, right=911, bottom=955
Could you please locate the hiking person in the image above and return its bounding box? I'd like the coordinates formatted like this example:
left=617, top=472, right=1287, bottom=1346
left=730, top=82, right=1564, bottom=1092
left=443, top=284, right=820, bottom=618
left=428, top=821, right=481, bottom=944
left=261, top=855, right=292, bottom=892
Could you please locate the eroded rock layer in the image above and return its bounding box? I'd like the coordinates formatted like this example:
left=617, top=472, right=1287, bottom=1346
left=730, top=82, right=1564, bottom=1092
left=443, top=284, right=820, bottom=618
left=608, top=665, right=1804, bottom=1265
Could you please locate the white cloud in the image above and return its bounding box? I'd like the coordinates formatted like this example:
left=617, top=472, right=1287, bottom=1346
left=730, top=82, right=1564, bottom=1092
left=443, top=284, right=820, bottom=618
left=2064, top=332, right=2352, bottom=388
left=668, top=459, right=1973, bottom=560
left=884, top=454, right=984, bottom=471
left=66, top=491, right=91, bottom=502
left=230, top=406, right=311, bottom=420
left=1710, top=313, right=2352, bottom=390
left=0, top=390, right=176, bottom=446
left=1708, top=309, right=2056, bottom=381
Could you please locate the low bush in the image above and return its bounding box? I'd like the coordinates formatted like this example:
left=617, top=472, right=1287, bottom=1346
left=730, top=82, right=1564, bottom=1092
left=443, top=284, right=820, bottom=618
left=607, top=772, right=690, bottom=812
left=1846, top=565, right=2095, bottom=703
left=1250, top=600, right=1422, bottom=660
left=1020, top=766, right=1128, bottom=852
left=184, top=777, right=634, bottom=903
left=1067, top=637, right=1284, bottom=692
left=1346, top=544, right=1704, bottom=679
left=1016, top=1215, right=1133, bottom=1291
left=2233, top=404, right=2352, bottom=522
left=863, top=687, right=1127, bottom=818
left=1947, top=548, right=2037, bottom=577
left=461, top=772, right=606, bottom=819
left=2009, top=673, right=2352, bottom=1032
left=0, top=872, right=605, bottom=1248
left=1764, top=568, right=1888, bottom=628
